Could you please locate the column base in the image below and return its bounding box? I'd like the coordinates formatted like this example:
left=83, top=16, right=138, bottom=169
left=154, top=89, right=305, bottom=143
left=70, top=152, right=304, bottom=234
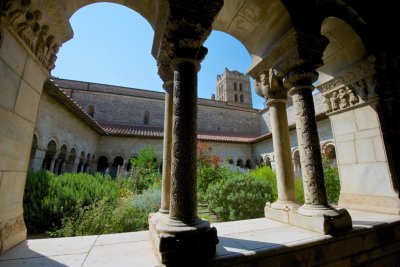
left=265, top=203, right=352, bottom=234
left=149, top=213, right=218, bottom=265
left=265, top=201, right=300, bottom=224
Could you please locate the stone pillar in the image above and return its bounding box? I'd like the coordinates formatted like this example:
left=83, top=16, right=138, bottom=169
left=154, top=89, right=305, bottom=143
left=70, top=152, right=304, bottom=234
left=255, top=70, right=298, bottom=223
left=159, top=81, right=173, bottom=214
left=285, top=69, right=351, bottom=233
left=31, top=148, right=46, bottom=172
left=49, top=152, right=59, bottom=173
left=151, top=56, right=218, bottom=264
left=289, top=82, right=331, bottom=215
left=269, top=103, right=297, bottom=207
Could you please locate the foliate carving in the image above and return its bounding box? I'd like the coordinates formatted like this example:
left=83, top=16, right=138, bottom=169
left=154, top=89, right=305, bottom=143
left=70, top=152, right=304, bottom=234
left=292, top=89, right=328, bottom=205
left=170, top=60, right=198, bottom=221
left=317, top=57, right=376, bottom=94
left=249, top=30, right=328, bottom=81
left=255, top=69, right=288, bottom=102
left=1, top=0, right=59, bottom=71
left=323, top=77, right=376, bottom=113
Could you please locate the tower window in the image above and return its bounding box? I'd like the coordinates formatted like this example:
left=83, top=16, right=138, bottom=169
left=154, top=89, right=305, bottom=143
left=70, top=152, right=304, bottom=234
left=240, top=94, right=244, bottom=103
left=239, top=83, right=242, bottom=91
left=234, top=94, right=238, bottom=102
left=234, top=82, right=237, bottom=90
left=143, top=111, right=150, bottom=125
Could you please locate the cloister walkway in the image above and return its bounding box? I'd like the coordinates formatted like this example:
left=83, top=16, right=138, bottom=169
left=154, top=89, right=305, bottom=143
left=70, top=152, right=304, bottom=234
left=0, top=210, right=399, bottom=267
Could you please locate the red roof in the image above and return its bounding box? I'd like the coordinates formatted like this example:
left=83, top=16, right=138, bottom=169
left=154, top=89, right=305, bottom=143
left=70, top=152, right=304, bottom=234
left=100, top=123, right=164, bottom=138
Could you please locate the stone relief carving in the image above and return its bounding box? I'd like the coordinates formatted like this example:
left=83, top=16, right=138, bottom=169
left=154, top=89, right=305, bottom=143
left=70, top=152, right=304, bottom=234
left=254, top=69, right=287, bottom=102
left=1, top=0, right=59, bottom=71
left=323, top=77, right=375, bottom=113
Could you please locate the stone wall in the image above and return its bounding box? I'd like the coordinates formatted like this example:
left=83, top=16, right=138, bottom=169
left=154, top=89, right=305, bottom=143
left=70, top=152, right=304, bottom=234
left=35, top=93, right=99, bottom=159
left=0, top=27, right=49, bottom=253
left=55, top=78, right=261, bottom=136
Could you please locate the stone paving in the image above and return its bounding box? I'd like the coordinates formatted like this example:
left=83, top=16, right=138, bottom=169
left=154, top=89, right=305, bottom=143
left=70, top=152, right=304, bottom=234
left=0, top=209, right=399, bottom=267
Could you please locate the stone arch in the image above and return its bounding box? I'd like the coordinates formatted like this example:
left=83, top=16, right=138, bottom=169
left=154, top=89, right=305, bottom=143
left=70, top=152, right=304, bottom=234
left=236, top=159, right=244, bottom=168
left=245, top=159, right=253, bottom=169
left=77, top=151, right=86, bottom=173
left=66, top=148, right=77, bottom=172
left=42, top=140, right=57, bottom=171
left=54, top=144, right=68, bottom=175
left=83, top=153, right=91, bottom=172
left=110, top=156, right=124, bottom=178
left=97, top=155, right=110, bottom=174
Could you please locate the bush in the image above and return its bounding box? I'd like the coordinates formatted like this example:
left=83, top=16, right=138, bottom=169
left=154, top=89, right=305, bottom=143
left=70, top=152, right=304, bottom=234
left=23, top=171, right=54, bottom=233
left=295, top=178, right=305, bottom=204
left=129, top=146, right=160, bottom=194
left=249, top=166, right=277, bottom=201
left=49, top=186, right=161, bottom=237
left=24, top=171, right=120, bottom=233
left=324, top=165, right=340, bottom=203
left=206, top=175, right=273, bottom=221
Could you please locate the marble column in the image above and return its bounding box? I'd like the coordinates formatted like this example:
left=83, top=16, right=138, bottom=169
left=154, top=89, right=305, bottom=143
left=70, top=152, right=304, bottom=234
left=159, top=81, right=174, bottom=214
left=267, top=95, right=297, bottom=209
left=153, top=57, right=218, bottom=264
left=288, top=80, right=336, bottom=216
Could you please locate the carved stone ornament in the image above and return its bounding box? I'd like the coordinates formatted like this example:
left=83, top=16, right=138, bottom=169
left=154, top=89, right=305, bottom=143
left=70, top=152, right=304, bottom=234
left=317, top=56, right=376, bottom=94
left=255, top=69, right=288, bottom=102
left=249, top=29, right=329, bottom=82
left=322, top=77, right=376, bottom=113
left=0, top=0, right=60, bottom=71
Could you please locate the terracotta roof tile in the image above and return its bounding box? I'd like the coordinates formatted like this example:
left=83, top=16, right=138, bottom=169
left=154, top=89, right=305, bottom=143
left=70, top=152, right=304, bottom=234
left=99, top=123, right=164, bottom=137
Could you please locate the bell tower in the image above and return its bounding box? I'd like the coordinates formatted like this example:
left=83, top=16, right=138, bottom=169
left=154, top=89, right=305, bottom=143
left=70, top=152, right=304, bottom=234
left=216, top=68, right=253, bottom=108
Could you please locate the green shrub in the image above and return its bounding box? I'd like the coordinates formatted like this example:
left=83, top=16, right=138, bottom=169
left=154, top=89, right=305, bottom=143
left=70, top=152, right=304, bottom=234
left=129, top=146, right=160, bottom=194
left=249, top=166, right=277, bottom=201
left=49, top=186, right=161, bottom=237
left=23, top=171, right=55, bottom=233
left=324, top=165, right=340, bottom=203
left=206, top=175, right=273, bottom=221
left=295, top=178, right=305, bottom=204
left=24, top=171, right=120, bottom=233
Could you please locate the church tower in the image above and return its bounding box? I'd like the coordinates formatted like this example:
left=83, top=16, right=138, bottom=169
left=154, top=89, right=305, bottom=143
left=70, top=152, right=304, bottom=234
left=215, top=68, right=252, bottom=108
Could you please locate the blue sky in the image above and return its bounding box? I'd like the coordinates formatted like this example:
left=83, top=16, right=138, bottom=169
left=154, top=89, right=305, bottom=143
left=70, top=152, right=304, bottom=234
left=52, top=3, right=265, bottom=109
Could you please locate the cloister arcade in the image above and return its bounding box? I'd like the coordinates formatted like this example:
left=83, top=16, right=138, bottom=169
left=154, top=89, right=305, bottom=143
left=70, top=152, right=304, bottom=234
left=1, top=0, right=400, bottom=266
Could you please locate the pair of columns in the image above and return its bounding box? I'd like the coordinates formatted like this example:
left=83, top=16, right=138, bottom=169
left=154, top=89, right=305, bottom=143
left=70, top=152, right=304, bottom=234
left=258, top=67, right=351, bottom=233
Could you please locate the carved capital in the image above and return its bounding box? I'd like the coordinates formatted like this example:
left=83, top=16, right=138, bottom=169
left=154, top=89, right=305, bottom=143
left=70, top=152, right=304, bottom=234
left=0, top=0, right=72, bottom=72
left=249, top=30, right=328, bottom=82
left=255, top=69, right=288, bottom=102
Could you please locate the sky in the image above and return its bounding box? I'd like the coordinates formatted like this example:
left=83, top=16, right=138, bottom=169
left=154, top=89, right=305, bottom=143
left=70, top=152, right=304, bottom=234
left=52, top=3, right=266, bottom=109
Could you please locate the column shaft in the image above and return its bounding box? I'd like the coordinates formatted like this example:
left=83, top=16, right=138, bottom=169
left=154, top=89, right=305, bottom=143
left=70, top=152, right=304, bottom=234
left=159, top=81, right=174, bottom=213
left=268, top=99, right=297, bottom=205
left=170, top=60, right=198, bottom=222
left=290, top=86, right=328, bottom=207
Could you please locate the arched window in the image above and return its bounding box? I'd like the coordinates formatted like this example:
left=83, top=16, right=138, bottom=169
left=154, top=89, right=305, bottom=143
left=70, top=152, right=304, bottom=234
left=42, top=140, right=57, bottom=171
left=236, top=159, right=244, bottom=168
left=234, top=94, right=238, bottom=102
left=245, top=159, right=252, bottom=169
left=265, top=157, right=272, bottom=169
left=240, top=94, right=244, bottom=103
left=239, top=83, right=242, bottom=91
left=143, top=111, right=150, bottom=125
left=97, top=156, right=109, bottom=174
left=234, top=82, right=237, bottom=90
left=87, top=105, right=94, bottom=118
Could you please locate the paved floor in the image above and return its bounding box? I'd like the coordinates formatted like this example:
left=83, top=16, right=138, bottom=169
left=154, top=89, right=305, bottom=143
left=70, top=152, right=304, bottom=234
left=0, top=210, right=399, bottom=267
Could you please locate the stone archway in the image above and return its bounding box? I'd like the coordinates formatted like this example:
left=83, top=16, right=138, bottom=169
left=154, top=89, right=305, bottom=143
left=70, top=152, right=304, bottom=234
left=97, top=155, right=109, bottom=174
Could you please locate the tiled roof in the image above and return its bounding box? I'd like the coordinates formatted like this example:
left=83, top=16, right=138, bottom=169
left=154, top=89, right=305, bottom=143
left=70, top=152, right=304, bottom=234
left=99, top=123, right=164, bottom=138
left=98, top=122, right=259, bottom=143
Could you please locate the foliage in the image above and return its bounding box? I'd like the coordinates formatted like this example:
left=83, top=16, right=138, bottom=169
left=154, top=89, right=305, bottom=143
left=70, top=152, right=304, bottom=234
left=48, top=186, right=161, bottom=237
left=23, top=171, right=54, bottom=233
left=294, top=178, right=305, bottom=204
left=206, top=175, right=273, bottom=221
left=24, top=171, right=119, bottom=233
left=324, top=165, right=341, bottom=204
left=129, top=146, right=161, bottom=194
left=197, top=141, right=222, bottom=168
left=249, top=166, right=278, bottom=201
